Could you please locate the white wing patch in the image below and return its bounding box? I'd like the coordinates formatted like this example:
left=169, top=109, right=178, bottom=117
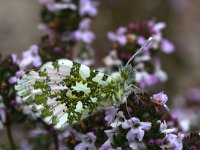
left=91, top=97, right=97, bottom=103
left=58, top=59, right=73, bottom=76
left=41, top=62, right=54, bottom=71
left=47, top=98, right=57, bottom=106
left=50, top=85, right=68, bottom=92
left=79, top=64, right=90, bottom=80
left=92, top=72, right=109, bottom=86
left=31, top=89, right=43, bottom=95
left=71, top=82, right=91, bottom=93
left=75, top=101, right=83, bottom=112
left=55, top=113, right=68, bottom=129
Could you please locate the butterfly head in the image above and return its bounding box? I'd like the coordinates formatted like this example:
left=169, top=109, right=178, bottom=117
left=108, top=64, right=135, bottom=105
left=109, top=37, right=154, bottom=104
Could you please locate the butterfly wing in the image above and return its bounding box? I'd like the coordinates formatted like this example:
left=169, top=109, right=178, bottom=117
left=15, top=59, right=116, bottom=129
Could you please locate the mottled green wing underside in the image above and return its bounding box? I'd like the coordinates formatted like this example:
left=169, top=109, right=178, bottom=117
left=15, top=59, right=117, bottom=129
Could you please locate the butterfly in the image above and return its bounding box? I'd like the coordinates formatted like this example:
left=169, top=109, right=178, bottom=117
left=15, top=37, right=153, bottom=129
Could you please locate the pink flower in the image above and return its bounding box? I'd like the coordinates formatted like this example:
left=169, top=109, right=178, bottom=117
left=161, top=39, right=175, bottom=54
left=75, top=132, right=97, bottom=150
left=19, top=45, right=42, bottom=68
left=161, top=133, right=184, bottom=150
left=122, top=117, right=151, bottom=142
left=79, top=0, right=98, bottom=17
left=105, top=106, right=119, bottom=125
left=107, top=27, right=127, bottom=46
left=153, top=92, right=168, bottom=105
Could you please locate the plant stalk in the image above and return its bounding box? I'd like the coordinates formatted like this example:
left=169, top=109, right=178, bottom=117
left=53, top=131, right=59, bottom=150
left=5, top=113, right=16, bottom=150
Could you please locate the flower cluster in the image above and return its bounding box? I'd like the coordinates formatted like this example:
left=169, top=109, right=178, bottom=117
left=38, top=0, right=98, bottom=64
left=61, top=91, right=184, bottom=149
left=105, top=112, right=152, bottom=150
left=0, top=54, right=27, bottom=131
left=0, top=1, right=200, bottom=150
left=8, top=45, right=42, bottom=85
left=172, top=87, right=200, bottom=132
left=104, top=21, right=175, bottom=88
left=159, top=120, right=184, bottom=149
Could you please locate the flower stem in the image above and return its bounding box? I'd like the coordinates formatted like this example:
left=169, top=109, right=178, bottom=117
left=5, top=113, right=16, bottom=150
left=53, top=131, right=59, bottom=150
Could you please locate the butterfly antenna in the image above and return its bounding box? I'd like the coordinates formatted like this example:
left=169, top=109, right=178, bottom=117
left=125, top=37, right=154, bottom=67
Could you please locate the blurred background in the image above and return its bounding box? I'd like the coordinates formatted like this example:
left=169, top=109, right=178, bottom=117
left=0, top=0, right=199, bottom=98
left=0, top=0, right=200, bottom=148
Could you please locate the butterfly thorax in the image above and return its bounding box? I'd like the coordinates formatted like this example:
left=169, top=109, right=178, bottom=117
left=109, top=65, right=135, bottom=105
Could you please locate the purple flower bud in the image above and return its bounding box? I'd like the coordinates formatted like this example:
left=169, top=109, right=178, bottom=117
left=9, top=69, right=25, bottom=84
left=153, top=92, right=168, bottom=104
left=186, top=88, right=200, bottom=103
left=155, top=139, right=162, bottom=145
left=82, top=31, right=95, bottom=44
left=11, top=53, right=18, bottom=63
left=92, top=127, right=98, bottom=133
left=117, top=27, right=127, bottom=35
left=153, top=22, right=166, bottom=33
left=79, top=19, right=91, bottom=30
left=107, top=27, right=127, bottom=46
left=117, top=36, right=127, bottom=46
left=8, top=76, right=17, bottom=84
left=137, top=36, right=152, bottom=51
left=74, top=30, right=95, bottom=44
left=53, top=47, right=62, bottom=53
left=16, top=70, right=25, bottom=77
left=137, top=36, right=146, bottom=45
left=10, top=100, right=17, bottom=106
left=148, top=139, right=154, bottom=145
left=190, top=146, right=197, bottom=150
left=79, top=0, right=98, bottom=17
left=30, top=45, right=39, bottom=53
left=20, top=45, right=42, bottom=68
left=139, top=75, right=159, bottom=88
left=107, top=32, right=116, bottom=41
left=161, top=39, right=175, bottom=54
